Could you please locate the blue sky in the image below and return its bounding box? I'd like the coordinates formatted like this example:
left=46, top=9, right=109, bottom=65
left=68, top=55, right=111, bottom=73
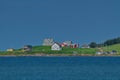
left=0, top=0, right=120, bottom=50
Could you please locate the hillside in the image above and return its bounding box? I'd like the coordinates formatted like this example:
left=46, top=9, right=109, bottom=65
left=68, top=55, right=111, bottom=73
left=0, top=46, right=96, bottom=56
left=102, top=44, right=120, bottom=53
left=1, top=44, right=120, bottom=56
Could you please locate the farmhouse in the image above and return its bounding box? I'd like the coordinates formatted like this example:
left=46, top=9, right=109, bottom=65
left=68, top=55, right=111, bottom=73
left=51, top=43, right=62, bottom=51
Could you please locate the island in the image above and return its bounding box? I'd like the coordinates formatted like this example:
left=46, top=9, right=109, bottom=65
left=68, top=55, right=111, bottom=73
left=0, top=37, right=120, bottom=56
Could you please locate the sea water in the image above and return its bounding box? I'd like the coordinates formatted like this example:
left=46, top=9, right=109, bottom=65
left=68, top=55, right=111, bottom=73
left=0, top=56, right=120, bottom=80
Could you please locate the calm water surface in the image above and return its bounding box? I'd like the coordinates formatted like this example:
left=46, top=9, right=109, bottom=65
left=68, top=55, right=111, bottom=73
left=0, top=56, right=120, bottom=80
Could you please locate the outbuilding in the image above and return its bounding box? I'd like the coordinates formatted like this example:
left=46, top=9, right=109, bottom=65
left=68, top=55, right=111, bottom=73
left=7, top=48, right=14, bottom=52
left=23, top=45, right=32, bottom=51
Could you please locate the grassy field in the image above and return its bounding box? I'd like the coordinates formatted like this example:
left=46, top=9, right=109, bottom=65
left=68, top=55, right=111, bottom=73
left=0, top=46, right=97, bottom=56
left=102, top=44, right=120, bottom=53
left=0, top=44, right=120, bottom=56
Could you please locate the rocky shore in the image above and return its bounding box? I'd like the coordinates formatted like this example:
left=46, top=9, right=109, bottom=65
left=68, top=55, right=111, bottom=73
left=0, top=53, right=119, bottom=57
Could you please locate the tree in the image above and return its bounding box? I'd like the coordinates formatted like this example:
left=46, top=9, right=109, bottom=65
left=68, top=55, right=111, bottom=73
left=103, top=37, right=120, bottom=46
left=89, top=42, right=97, bottom=48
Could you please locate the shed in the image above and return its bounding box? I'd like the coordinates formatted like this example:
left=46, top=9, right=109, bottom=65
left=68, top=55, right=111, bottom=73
left=70, top=44, right=79, bottom=48
left=7, top=48, right=14, bottom=52
left=23, top=45, right=32, bottom=51
left=81, top=44, right=90, bottom=48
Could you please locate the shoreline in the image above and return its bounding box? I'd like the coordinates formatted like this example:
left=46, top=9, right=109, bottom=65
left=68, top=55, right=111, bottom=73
left=0, top=53, right=120, bottom=57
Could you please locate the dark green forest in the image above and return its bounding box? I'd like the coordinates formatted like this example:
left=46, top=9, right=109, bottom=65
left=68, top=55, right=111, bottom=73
left=89, top=37, right=120, bottom=48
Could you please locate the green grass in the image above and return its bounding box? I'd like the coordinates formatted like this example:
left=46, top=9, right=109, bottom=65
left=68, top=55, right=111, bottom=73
left=1, top=44, right=120, bottom=56
left=32, top=46, right=96, bottom=54
left=102, top=44, right=120, bottom=54
left=0, top=46, right=97, bottom=55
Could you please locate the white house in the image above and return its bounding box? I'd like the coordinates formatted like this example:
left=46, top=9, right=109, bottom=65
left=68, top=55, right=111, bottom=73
left=51, top=43, right=62, bottom=51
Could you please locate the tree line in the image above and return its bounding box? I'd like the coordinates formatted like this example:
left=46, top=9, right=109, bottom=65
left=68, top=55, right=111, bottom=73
left=89, top=37, right=120, bottom=48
